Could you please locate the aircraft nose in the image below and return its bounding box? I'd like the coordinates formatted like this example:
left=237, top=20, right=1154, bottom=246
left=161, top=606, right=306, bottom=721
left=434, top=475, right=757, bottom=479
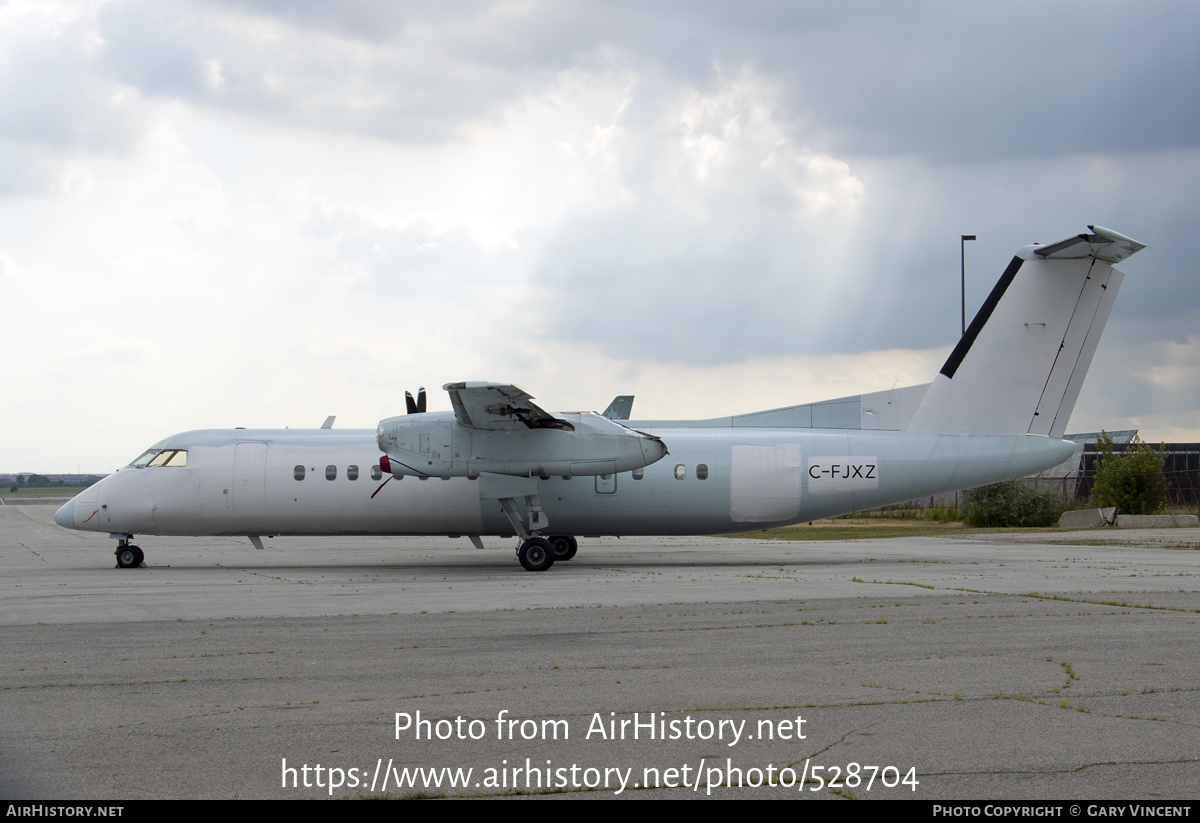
left=54, top=497, right=76, bottom=529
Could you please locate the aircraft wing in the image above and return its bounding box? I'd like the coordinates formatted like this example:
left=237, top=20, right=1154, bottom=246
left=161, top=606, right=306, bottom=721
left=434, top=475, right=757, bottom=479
left=442, top=382, right=575, bottom=431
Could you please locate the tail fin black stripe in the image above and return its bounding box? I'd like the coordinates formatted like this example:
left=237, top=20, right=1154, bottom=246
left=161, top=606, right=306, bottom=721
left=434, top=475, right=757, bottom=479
left=939, top=256, right=1024, bottom=380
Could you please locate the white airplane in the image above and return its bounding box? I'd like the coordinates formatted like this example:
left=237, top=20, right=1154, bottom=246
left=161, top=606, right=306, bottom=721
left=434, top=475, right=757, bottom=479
left=55, top=226, right=1145, bottom=571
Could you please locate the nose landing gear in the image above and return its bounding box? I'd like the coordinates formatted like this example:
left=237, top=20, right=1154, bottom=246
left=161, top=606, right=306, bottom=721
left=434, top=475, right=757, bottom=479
left=115, top=537, right=144, bottom=569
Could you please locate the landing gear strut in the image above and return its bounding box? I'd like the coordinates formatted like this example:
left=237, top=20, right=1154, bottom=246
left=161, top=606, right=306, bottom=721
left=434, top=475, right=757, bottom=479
left=488, top=482, right=578, bottom=572
left=492, top=488, right=557, bottom=572
left=115, top=538, right=144, bottom=569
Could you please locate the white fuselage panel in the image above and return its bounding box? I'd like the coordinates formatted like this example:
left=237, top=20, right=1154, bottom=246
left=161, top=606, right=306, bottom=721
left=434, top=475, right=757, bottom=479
left=63, top=427, right=1074, bottom=538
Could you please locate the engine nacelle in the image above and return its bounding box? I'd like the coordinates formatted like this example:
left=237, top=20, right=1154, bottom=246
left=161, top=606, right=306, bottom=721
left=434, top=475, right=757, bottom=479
left=376, top=411, right=666, bottom=478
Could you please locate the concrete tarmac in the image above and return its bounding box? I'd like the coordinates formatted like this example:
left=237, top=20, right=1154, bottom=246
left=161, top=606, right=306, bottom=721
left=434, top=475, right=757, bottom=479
left=1, top=503, right=1197, bottom=800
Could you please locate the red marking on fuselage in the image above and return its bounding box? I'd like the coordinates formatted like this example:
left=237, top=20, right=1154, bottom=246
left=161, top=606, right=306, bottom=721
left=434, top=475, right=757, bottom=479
left=82, top=509, right=100, bottom=523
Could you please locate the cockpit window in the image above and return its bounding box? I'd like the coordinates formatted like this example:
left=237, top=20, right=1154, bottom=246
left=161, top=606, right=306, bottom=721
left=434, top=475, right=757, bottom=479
left=129, top=449, right=188, bottom=468
left=130, top=449, right=160, bottom=467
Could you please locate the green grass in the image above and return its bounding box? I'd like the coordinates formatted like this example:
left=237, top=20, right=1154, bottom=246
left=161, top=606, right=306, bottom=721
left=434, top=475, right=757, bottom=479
left=723, top=518, right=1066, bottom=542
left=0, top=486, right=90, bottom=498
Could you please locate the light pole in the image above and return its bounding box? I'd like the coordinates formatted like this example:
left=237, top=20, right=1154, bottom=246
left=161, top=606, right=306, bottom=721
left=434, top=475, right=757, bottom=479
left=960, top=234, right=976, bottom=336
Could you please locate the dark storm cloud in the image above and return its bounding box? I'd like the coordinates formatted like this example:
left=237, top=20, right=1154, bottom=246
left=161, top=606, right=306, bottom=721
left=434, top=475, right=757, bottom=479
left=690, top=1, right=1200, bottom=163
left=528, top=141, right=1197, bottom=365
left=19, top=0, right=1193, bottom=366
left=90, top=1, right=1200, bottom=161
left=94, top=1, right=533, bottom=144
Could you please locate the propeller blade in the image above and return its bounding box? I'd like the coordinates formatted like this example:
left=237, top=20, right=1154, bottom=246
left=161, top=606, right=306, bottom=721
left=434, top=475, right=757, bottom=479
left=405, top=387, right=428, bottom=414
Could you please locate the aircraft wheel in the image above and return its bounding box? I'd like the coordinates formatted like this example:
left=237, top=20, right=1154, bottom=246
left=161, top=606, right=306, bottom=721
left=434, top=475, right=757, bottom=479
left=517, top=537, right=555, bottom=572
left=116, top=545, right=143, bottom=569
left=549, top=535, right=578, bottom=561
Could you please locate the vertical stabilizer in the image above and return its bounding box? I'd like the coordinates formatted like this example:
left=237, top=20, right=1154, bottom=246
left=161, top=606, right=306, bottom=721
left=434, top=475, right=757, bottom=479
left=907, top=226, right=1144, bottom=436
left=602, top=395, right=635, bottom=420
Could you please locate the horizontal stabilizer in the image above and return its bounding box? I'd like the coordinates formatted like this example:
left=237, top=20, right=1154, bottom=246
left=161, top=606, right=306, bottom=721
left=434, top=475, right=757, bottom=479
left=1028, top=225, right=1145, bottom=263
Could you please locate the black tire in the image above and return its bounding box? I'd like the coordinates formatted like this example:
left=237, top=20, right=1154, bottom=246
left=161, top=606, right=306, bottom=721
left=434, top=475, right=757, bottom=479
left=549, top=535, right=578, bottom=561
left=116, top=546, right=141, bottom=569
left=518, top=537, right=555, bottom=572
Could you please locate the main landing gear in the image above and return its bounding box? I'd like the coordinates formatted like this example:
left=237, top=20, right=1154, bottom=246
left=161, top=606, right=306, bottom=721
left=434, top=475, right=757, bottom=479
left=517, top=537, right=554, bottom=572
left=548, top=535, right=578, bottom=561
left=115, top=537, right=144, bottom=569
left=491, top=486, right=580, bottom=572
left=515, top=535, right=579, bottom=571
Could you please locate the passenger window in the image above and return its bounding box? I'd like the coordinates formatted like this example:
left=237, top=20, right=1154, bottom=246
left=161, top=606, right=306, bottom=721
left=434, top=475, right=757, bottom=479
left=674, top=464, right=686, bottom=480
left=347, top=465, right=359, bottom=481
left=632, top=468, right=644, bottom=480
left=326, top=465, right=337, bottom=481
left=294, top=465, right=305, bottom=481
left=371, top=465, right=382, bottom=481
left=696, top=464, right=708, bottom=480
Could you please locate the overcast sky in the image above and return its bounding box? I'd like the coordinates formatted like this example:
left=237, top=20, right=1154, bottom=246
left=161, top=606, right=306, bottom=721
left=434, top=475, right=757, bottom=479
left=3, top=0, right=1198, bottom=473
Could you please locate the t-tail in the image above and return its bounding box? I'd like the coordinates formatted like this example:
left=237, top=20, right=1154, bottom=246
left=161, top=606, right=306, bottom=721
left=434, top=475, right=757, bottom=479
left=907, top=226, right=1145, bottom=437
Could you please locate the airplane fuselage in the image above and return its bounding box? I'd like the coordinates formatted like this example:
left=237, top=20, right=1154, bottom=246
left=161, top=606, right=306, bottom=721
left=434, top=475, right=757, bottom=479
left=58, top=426, right=1074, bottom=540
